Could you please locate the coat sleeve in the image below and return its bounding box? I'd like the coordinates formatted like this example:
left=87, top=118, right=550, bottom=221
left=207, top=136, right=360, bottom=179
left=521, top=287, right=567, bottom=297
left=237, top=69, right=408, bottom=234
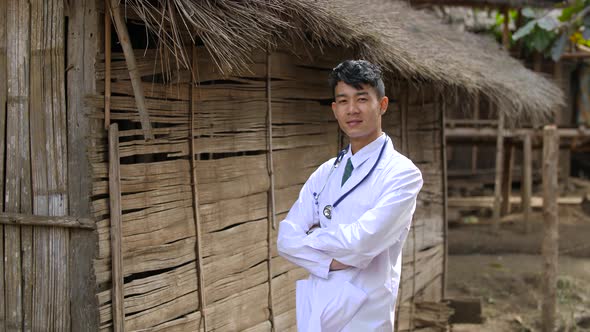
left=303, top=166, right=423, bottom=269
left=277, top=165, right=333, bottom=279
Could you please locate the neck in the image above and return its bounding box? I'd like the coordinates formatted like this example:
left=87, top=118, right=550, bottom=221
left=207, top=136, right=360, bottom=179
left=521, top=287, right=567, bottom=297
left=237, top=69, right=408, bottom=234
left=350, top=130, right=382, bottom=154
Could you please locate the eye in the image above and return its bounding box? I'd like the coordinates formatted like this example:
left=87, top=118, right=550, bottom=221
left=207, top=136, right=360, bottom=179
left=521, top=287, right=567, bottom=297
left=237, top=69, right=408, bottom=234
left=358, top=97, right=367, bottom=102
left=338, top=99, right=347, bottom=104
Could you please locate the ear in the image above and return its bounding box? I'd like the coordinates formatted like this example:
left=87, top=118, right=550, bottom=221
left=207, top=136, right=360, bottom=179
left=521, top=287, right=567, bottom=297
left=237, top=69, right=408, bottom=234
left=380, top=96, right=389, bottom=115
left=331, top=101, right=338, bottom=118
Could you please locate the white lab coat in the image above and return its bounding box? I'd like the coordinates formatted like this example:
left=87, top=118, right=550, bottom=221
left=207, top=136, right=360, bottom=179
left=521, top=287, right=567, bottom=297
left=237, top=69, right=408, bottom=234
left=277, top=134, right=423, bottom=332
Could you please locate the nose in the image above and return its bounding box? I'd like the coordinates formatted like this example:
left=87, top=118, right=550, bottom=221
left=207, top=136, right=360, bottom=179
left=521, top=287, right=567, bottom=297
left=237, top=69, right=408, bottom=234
left=346, top=101, right=360, bottom=115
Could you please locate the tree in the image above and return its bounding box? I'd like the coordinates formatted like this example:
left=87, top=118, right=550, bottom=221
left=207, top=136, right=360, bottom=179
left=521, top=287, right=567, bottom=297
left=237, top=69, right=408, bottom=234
left=512, top=0, right=590, bottom=61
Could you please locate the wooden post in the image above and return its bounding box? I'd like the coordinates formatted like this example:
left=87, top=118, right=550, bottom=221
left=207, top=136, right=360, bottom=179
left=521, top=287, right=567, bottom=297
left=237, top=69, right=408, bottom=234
left=502, top=7, right=510, bottom=51
left=188, top=45, right=208, bottom=332
left=265, top=49, right=277, bottom=332
left=492, top=111, right=505, bottom=230
left=67, top=0, right=100, bottom=330
left=107, top=0, right=153, bottom=140
left=534, top=52, right=543, bottom=72
left=542, top=125, right=559, bottom=332
left=104, top=2, right=111, bottom=129
left=501, top=141, right=515, bottom=215
left=522, top=134, right=533, bottom=233
left=471, top=93, right=480, bottom=174
left=108, top=123, right=125, bottom=332
left=440, top=94, right=449, bottom=299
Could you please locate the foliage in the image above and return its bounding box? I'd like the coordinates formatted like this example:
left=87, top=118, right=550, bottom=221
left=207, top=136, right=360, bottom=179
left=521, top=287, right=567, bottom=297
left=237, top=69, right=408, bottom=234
left=510, top=0, right=590, bottom=61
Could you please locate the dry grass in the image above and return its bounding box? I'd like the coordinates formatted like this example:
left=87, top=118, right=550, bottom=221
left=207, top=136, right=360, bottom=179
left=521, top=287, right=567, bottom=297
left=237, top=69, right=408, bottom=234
left=118, top=0, right=563, bottom=123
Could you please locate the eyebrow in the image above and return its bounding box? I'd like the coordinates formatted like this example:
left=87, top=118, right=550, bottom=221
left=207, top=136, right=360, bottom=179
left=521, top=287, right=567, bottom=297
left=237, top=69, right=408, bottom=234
left=335, top=91, right=369, bottom=98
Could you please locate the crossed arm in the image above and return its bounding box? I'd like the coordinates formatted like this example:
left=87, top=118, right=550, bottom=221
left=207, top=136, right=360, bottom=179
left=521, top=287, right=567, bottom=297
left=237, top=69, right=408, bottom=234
left=277, top=166, right=423, bottom=279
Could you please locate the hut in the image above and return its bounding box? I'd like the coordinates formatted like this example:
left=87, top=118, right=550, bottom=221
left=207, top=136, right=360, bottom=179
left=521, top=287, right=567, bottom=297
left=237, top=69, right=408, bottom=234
left=0, top=0, right=562, bottom=331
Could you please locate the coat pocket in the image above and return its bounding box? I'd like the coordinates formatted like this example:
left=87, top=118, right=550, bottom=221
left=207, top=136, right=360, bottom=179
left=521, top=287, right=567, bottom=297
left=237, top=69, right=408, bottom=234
left=317, top=281, right=368, bottom=332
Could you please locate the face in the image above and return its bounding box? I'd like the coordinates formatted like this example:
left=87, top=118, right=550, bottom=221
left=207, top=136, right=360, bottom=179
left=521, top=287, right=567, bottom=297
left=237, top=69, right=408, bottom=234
left=332, top=81, right=388, bottom=145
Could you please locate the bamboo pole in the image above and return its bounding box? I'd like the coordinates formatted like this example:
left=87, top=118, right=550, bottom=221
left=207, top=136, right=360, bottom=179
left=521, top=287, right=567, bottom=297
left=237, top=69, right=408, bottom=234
left=108, top=123, right=125, bottom=332
left=265, top=49, right=277, bottom=332
left=501, top=141, right=515, bottom=215
left=492, top=111, right=505, bottom=230
left=522, top=134, right=532, bottom=233
left=189, top=44, right=208, bottom=332
left=542, top=125, right=559, bottom=332
left=440, top=94, right=449, bottom=299
left=107, top=0, right=153, bottom=140
left=0, top=213, right=94, bottom=230
left=471, top=93, right=479, bottom=174
left=104, top=2, right=111, bottom=129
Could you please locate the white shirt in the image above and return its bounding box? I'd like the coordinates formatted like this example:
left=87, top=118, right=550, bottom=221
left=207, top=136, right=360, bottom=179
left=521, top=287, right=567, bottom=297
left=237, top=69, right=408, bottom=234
left=277, top=134, right=423, bottom=332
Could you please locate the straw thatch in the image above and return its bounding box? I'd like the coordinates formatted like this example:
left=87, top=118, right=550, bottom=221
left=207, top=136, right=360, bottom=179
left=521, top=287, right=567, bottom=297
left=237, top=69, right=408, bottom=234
left=122, top=0, right=563, bottom=123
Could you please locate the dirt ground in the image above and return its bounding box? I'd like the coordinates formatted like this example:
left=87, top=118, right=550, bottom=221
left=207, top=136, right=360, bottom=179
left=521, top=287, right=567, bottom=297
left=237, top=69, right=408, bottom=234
left=446, top=204, right=590, bottom=331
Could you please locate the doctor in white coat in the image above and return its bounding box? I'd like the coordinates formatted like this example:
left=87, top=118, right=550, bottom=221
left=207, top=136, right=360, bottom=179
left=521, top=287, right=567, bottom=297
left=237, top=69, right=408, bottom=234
left=277, top=60, right=423, bottom=332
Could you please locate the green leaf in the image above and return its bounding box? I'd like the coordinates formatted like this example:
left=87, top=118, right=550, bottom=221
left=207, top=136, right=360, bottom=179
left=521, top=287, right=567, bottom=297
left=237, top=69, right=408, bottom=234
left=559, top=0, right=585, bottom=22
left=551, top=32, right=568, bottom=61
left=530, top=28, right=556, bottom=52
left=522, top=7, right=536, bottom=18
left=538, top=16, right=559, bottom=31
left=513, top=20, right=537, bottom=40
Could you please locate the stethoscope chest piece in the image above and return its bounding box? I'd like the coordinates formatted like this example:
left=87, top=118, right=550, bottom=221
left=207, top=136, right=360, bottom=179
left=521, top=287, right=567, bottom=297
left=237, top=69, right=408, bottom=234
left=323, top=205, right=332, bottom=219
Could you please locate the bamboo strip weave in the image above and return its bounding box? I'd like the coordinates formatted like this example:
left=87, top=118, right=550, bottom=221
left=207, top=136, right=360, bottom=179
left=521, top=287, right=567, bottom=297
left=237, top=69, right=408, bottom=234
left=265, top=49, right=277, bottom=331
left=189, top=44, right=208, bottom=332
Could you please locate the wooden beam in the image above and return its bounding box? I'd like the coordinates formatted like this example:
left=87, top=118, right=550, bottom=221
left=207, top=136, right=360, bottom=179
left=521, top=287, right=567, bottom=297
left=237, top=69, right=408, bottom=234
left=522, top=134, right=533, bottom=233
left=0, top=213, right=94, bottom=230
left=560, top=52, right=590, bottom=59
left=107, top=0, right=153, bottom=140
left=448, top=195, right=582, bottom=208
left=501, top=141, right=515, bottom=215
left=446, top=127, right=590, bottom=138
left=492, top=111, right=505, bottom=230
left=542, top=125, right=559, bottom=332
left=108, top=123, right=125, bottom=332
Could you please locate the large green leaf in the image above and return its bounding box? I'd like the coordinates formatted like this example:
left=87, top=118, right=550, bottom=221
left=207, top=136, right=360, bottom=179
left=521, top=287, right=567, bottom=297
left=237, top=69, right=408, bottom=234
left=537, top=16, right=560, bottom=31
left=522, top=7, right=536, bottom=18
left=551, top=32, right=568, bottom=61
left=524, top=26, right=556, bottom=52
left=513, top=20, right=537, bottom=40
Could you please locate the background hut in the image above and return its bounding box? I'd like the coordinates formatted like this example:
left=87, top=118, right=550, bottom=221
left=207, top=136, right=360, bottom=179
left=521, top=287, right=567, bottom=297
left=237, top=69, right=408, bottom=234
left=0, top=0, right=561, bottom=331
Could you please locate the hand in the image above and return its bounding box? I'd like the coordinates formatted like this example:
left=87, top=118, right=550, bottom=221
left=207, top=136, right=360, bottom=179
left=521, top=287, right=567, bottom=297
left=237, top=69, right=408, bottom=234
left=329, top=259, right=350, bottom=271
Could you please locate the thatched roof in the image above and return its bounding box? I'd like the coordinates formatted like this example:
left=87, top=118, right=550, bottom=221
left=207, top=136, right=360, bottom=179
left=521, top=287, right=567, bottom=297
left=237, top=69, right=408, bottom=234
left=124, top=0, right=563, bottom=122
left=409, top=0, right=562, bottom=8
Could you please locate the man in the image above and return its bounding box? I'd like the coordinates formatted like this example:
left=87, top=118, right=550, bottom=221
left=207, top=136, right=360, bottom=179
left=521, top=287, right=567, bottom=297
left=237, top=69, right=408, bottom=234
left=277, top=60, right=423, bottom=331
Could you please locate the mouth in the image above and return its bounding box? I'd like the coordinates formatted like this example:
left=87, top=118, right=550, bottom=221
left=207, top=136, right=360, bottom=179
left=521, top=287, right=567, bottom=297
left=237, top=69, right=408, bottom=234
left=346, top=120, right=363, bottom=127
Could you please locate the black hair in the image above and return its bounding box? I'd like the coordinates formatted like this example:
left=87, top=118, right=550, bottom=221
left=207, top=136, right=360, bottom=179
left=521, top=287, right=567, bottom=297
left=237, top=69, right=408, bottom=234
left=328, top=60, right=385, bottom=98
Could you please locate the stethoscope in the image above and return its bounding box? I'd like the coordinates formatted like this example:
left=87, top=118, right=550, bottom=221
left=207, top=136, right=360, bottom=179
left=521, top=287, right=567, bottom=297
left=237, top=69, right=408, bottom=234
left=312, top=135, right=389, bottom=222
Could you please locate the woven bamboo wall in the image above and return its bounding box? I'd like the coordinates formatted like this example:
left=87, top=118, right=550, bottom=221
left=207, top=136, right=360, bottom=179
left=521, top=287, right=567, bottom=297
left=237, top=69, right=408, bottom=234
left=90, top=15, right=445, bottom=331
left=90, top=41, right=342, bottom=330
